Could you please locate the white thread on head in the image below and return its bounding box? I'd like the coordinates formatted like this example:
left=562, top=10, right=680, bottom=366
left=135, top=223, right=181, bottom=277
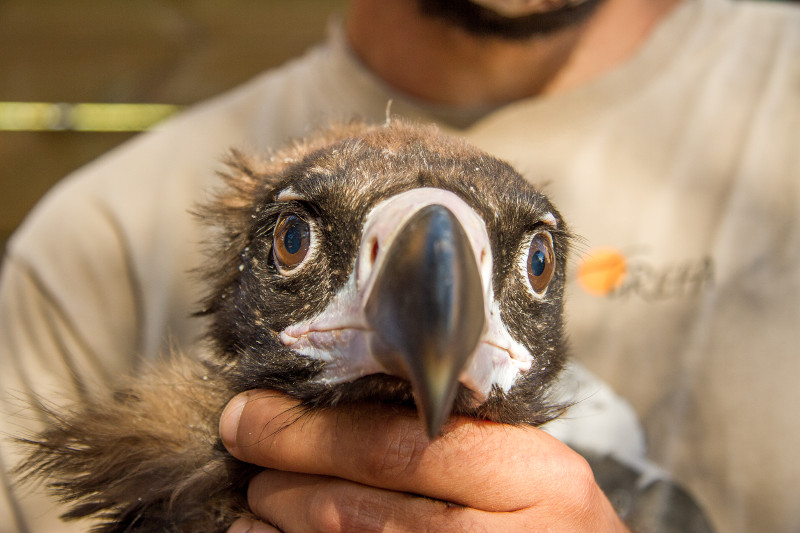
left=384, top=100, right=394, bottom=125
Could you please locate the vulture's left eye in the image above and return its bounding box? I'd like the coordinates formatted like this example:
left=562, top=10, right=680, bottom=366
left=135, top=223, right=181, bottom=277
left=527, top=231, right=555, bottom=296
left=273, top=213, right=311, bottom=273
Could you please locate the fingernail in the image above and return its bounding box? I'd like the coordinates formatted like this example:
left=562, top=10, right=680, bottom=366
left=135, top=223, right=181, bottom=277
left=219, top=392, right=248, bottom=449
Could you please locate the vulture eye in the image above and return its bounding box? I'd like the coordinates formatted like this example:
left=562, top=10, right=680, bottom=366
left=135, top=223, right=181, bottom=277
left=273, top=213, right=311, bottom=272
left=527, top=231, right=555, bottom=296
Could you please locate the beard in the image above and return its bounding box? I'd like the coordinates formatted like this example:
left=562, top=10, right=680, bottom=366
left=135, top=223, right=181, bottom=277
left=416, top=0, right=605, bottom=39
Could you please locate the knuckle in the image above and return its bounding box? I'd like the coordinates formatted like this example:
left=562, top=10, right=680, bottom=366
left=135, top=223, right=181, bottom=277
left=308, top=487, right=381, bottom=533
left=555, top=452, right=605, bottom=518
left=308, top=498, right=344, bottom=533
left=362, top=419, right=426, bottom=477
left=568, top=453, right=597, bottom=491
left=547, top=448, right=598, bottom=502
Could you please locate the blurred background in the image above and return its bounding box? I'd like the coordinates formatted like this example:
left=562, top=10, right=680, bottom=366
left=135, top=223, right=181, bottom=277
left=0, top=0, right=348, bottom=251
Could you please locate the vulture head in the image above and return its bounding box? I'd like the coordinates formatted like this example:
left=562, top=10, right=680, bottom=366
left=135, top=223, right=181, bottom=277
left=203, top=120, right=570, bottom=437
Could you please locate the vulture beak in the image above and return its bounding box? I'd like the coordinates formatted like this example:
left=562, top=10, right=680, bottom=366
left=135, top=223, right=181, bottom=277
left=364, top=204, right=486, bottom=438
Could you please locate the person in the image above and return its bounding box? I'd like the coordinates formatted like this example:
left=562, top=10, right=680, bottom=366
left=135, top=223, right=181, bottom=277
left=1, top=0, right=798, bottom=530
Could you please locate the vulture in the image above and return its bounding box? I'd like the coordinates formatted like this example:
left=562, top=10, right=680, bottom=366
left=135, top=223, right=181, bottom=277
left=17, top=120, right=712, bottom=532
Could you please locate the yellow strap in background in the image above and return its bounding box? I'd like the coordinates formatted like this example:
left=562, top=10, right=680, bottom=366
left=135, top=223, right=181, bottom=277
left=0, top=102, right=182, bottom=132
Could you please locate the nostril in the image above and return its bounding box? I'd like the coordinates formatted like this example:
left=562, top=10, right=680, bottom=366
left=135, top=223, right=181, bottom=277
left=370, top=238, right=380, bottom=266
left=480, top=247, right=491, bottom=271
left=357, top=236, right=381, bottom=292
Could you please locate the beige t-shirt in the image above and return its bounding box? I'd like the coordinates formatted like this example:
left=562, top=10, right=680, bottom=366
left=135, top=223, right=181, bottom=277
left=469, top=1, right=800, bottom=531
left=2, top=0, right=798, bottom=531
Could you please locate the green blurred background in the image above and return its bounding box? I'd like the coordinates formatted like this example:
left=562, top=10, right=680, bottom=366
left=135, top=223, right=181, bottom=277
left=0, top=0, right=348, bottom=251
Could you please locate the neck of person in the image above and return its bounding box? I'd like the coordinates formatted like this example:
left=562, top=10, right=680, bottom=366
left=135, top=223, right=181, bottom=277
left=346, top=0, right=681, bottom=108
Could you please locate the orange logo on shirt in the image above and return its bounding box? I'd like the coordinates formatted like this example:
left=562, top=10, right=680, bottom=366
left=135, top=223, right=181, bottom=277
left=576, top=247, right=714, bottom=300
left=576, top=247, right=628, bottom=296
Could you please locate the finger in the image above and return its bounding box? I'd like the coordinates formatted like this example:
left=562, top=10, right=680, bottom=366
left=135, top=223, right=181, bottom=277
left=246, top=468, right=531, bottom=533
left=228, top=517, right=282, bottom=533
left=219, top=390, right=588, bottom=512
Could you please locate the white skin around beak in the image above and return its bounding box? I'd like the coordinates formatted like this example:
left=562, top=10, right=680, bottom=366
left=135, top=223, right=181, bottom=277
left=279, top=188, right=535, bottom=403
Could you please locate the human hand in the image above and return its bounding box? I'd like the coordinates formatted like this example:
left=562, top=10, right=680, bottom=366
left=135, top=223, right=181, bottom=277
left=220, top=390, right=629, bottom=533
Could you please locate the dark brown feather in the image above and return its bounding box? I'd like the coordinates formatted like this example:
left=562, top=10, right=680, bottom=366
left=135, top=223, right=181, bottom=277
left=17, top=356, right=254, bottom=532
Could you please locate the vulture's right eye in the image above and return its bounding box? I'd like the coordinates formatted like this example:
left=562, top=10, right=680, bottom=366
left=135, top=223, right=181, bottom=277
left=273, top=213, right=311, bottom=273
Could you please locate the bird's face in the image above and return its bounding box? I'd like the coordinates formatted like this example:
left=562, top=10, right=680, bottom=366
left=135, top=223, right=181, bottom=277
left=204, top=122, right=570, bottom=436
